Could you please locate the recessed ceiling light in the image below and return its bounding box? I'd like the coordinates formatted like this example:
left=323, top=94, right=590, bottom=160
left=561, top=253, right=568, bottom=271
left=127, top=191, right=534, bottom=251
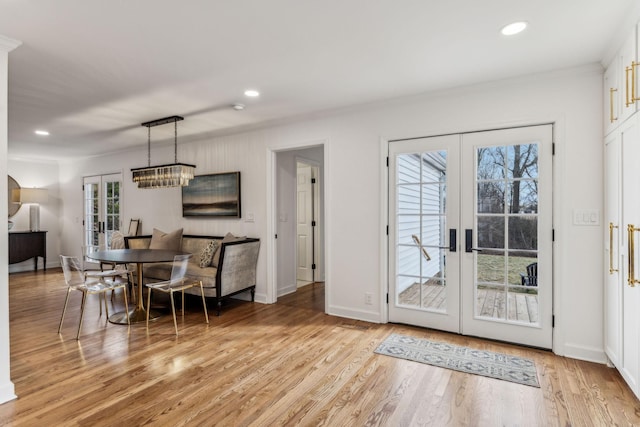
left=244, top=89, right=260, bottom=97
left=501, top=21, right=528, bottom=36
left=232, top=103, right=245, bottom=111
left=34, top=130, right=50, bottom=136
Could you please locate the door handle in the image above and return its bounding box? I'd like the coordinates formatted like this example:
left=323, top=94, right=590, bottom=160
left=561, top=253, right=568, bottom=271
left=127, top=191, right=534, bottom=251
left=449, top=228, right=456, bottom=252
left=413, top=229, right=457, bottom=258
left=435, top=229, right=457, bottom=251
left=465, top=229, right=482, bottom=253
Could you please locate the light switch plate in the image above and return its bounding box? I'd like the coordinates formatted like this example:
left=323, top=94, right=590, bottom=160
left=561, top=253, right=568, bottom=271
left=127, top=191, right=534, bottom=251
left=573, top=209, right=600, bottom=226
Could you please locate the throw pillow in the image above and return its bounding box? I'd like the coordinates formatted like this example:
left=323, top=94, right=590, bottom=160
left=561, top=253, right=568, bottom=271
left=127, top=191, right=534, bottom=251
left=149, top=228, right=183, bottom=251
left=199, top=240, right=219, bottom=268
left=212, top=232, right=244, bottom=267
left=110, top=231, right=125, bottom=249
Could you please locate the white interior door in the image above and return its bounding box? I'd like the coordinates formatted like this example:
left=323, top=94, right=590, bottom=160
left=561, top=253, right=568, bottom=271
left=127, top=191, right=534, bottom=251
left=297, top=163, right=314, bottom=283
left=389, top=125, right=553, bottom=348
left=389, top=135, right=461, bottom=333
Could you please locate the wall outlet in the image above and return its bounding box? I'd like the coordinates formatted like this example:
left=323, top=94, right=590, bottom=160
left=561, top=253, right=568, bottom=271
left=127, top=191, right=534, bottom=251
left=364, top=292, right=373, bottom=305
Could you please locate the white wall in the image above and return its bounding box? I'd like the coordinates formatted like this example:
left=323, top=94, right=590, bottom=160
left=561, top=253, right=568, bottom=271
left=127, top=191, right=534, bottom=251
left=8, top=159, right=60, bottom=272
left=47, top=63, right=604, bottom=362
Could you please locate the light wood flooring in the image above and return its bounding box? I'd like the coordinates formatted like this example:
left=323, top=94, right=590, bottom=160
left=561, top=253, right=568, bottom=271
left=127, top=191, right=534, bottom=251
left=400, top=282, right=539, bottom=323
left=1, top=269, right=639, bottom=426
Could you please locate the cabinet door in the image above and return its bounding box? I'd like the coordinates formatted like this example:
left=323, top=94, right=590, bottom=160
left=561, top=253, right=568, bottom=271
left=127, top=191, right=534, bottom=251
left=604, top=132, right=622, bottom=366
left=620, top=30, right=637, bottom=124
left=604, top=59, right=621, bottom=136
left=621, top=116, right=640, bottom=398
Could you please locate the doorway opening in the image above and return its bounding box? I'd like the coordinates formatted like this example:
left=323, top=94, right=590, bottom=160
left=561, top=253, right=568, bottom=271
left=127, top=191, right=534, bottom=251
left=273, top=145, right=325, bottom=313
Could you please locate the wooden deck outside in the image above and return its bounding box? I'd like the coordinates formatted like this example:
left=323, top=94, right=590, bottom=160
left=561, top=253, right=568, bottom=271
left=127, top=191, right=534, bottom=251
left=398, top=282, right=539, bottom=323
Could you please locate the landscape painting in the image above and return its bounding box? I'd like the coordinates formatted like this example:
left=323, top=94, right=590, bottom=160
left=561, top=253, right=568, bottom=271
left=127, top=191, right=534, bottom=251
left=182, top=172, right=241, bottom=218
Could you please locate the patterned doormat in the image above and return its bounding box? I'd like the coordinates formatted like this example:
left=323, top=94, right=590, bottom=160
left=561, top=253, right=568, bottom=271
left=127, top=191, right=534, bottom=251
left=374, top=333, right=540, bottom=387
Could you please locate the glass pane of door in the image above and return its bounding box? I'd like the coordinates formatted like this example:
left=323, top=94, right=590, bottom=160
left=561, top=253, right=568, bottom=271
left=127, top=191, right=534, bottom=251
left=84, top=180, right=99, bottom=247
left=461, top=124, right=552, bottom=349
left=104, top=178, right=121, bottom=247
left=396, top=151, right=448, bottom=311
left=475, top=143, right=539, bottom=324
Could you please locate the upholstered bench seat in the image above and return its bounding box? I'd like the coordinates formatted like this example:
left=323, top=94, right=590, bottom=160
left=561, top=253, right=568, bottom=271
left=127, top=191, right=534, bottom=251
left=126, top=231, right=260, bottom=315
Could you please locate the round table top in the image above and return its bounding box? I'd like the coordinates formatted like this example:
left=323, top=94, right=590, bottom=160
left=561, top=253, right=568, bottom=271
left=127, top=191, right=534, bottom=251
left=88, top=249, right=190, bottom=264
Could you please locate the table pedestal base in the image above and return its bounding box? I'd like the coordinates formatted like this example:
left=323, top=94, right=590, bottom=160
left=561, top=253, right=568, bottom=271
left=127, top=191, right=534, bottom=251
left=109, top=308, right=162, bottom=324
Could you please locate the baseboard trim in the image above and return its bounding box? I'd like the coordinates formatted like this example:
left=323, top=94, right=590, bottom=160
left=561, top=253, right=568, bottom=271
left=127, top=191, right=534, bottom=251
left=563, top=342, right=607, bottom=364
left=0, top=381, right=16, bottom=405
left=327, top=304, right=382, bottom=323
left=277, top=284, right=297, bottom=298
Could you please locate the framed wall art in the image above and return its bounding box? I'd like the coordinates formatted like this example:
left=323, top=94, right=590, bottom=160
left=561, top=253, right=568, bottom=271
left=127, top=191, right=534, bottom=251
left=182, top=172, right=241, bottom=218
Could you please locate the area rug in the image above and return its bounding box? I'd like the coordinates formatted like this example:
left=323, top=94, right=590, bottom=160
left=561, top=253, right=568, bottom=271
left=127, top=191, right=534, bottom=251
left=374, top=333, right=540, bottom=387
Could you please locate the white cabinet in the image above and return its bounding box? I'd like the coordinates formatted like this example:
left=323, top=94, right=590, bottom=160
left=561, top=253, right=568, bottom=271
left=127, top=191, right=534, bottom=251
left=621, top=116, right=640, bottom=396
left=604, top=115, right=640, bottom=399
left=604, top=130, right=622, bottom=367
left=604, top=29, right=637, bottom=135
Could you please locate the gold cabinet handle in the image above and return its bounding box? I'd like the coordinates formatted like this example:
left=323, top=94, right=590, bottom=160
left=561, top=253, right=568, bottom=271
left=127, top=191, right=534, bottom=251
left=632, top=61, right=640, bottom=103
left=626, top=65, right=632, bottom=107
left=628, top=224, right=640, bottom=287
left=610, top=222, right=619, bottom=274
left=610, top=88, right=619, bottom=123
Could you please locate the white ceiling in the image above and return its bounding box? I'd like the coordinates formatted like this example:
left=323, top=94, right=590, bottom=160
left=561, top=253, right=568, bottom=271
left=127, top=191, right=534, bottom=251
left=1, top=0, right=638, bottom=160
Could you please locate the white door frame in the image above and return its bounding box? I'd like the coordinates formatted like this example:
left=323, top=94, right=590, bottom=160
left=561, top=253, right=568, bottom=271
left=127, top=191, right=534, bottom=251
left=266, top=140, right=329, bottom=308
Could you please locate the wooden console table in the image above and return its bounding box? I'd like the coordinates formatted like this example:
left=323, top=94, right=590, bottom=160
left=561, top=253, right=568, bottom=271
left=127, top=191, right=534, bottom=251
left=9, top=231, right=47, bottom=271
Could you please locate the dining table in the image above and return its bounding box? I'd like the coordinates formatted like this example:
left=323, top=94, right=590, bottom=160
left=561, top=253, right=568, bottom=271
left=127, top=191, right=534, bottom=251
left=88, top=248, right=190, bottom=324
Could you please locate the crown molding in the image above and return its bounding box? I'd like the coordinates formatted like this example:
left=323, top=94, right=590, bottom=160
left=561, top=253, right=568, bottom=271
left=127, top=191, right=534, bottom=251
left=0, top=35, right=22, bottom=52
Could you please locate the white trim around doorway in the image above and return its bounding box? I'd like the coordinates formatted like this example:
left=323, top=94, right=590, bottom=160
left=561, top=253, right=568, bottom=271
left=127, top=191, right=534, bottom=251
left=266, top=139, right=330, bottom=316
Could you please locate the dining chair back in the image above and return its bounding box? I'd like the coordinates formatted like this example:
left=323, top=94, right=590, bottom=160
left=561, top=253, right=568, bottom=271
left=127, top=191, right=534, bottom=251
left=145, top=254, right=209, bottom=335
left=58, top=255, right=130, bottom=339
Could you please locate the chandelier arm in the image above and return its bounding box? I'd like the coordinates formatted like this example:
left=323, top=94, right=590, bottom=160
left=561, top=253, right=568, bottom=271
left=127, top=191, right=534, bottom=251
left=174, top=119, right=178, bottom=163
left=148, top=125, right=151, bottom=167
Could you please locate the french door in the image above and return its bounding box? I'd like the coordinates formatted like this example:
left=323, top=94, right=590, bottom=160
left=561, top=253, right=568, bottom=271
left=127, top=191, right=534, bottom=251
left=83, top=173, right=123, bottom=248
left=389, top=125, right=553, bottom=348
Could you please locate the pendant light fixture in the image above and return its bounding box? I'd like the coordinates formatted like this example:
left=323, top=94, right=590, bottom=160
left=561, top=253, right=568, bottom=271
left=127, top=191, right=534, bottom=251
left=131, top=115, right=196, bottom=189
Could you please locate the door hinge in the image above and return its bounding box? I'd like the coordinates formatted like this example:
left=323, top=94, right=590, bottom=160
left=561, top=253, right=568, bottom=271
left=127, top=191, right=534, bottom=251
left=312, top=264, right=316, bottom=270
left=386, top=225, right=389, bottom=235
left=311, top=178, right=316, bottom=184
left=552, top=229, right=555, bottom=241
left=275, top=234, right=278, bottom=239
left=552, top=315, right=555, bottom=328
left=386, top=156, right=389, bottom=167
left=552, top=143, right=556, bottom=155
left=386, top=293, right=389, bottom=304
left=312, top=220, right=316, bottom=227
